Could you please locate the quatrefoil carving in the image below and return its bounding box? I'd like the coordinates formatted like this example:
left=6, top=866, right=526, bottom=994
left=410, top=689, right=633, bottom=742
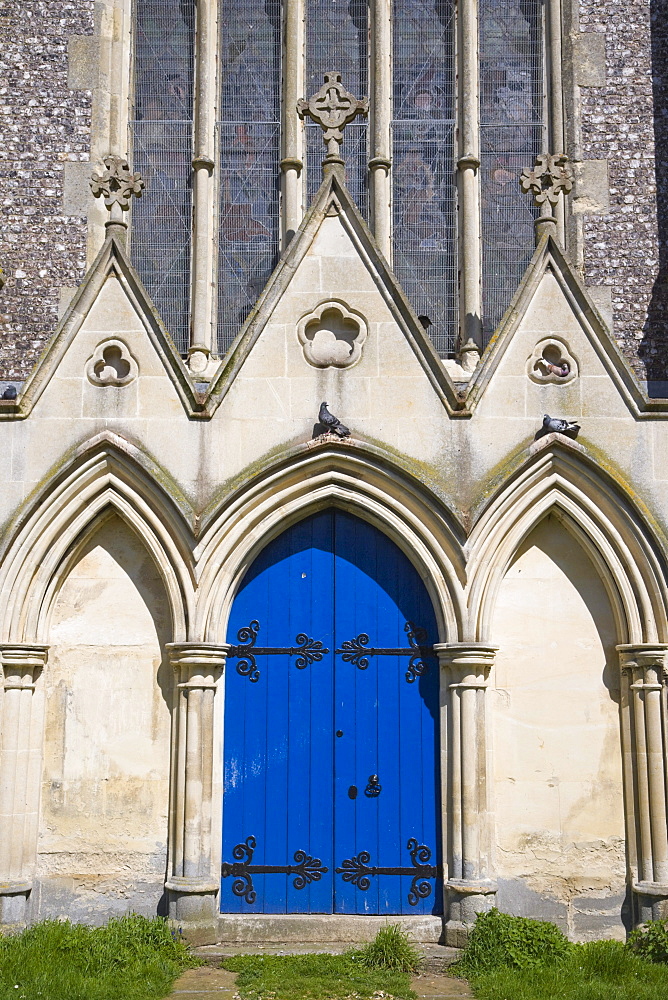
left=297, top=301, right=368, bottom=369
left=86, top=339, right=138, bottom=387
left=527, top=338, right=578, bottom=385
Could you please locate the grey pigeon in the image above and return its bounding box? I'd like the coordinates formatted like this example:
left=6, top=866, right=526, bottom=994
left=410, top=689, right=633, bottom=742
left=2, top=385, right=17, bottom=400
left=535, top=413, right=580, bottom=441
left=319, top=401, right=350, bottom=438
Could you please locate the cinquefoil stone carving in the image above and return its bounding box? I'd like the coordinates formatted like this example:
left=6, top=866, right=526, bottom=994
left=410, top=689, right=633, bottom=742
left=297, top=302, right=368, bottom=369
left=86, top=340, right=138, bottom=387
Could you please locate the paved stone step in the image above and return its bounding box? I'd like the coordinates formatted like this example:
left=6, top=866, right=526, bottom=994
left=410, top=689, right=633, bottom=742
left=168, top=953, right=472, bottom=1000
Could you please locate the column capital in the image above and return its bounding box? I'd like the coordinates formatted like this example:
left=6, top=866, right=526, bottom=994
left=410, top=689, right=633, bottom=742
left=617, top=644, right=668, bottom=678
left=166, top=643, right=229, bottom=687
left=435, top=643, right=497, bottom=686
left=0, top=644, right=49, bottom=689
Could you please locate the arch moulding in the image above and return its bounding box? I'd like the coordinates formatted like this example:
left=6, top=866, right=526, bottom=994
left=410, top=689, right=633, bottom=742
left=194, top=442, right=466, bottom=646
left=465, top=439, right=668, bottom=646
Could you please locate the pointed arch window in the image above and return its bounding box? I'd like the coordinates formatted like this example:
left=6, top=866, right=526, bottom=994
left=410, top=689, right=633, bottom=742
left=129, top=0, right=559, bottom=364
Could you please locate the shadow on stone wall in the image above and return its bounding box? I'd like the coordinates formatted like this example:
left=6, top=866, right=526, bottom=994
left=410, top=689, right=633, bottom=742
left=641, top=0, right=668, bottom=385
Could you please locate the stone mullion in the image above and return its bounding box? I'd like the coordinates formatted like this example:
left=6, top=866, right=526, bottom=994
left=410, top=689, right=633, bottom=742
left=436, top=643, right=497, bottom=946
left=165, top=643, right=227, bottom=944
left=369, top=0, right=392, bottom=259
left=457, top=0, right=482, bottom=353
left=0, top=645, right=49, bottom=927
left=281, top=0, right=305, bottom=246
left=546, top=0, right=566, bottom=243
left=618, top=644, right=668, bottom=921
left=188, top=0, right=217, bottom=368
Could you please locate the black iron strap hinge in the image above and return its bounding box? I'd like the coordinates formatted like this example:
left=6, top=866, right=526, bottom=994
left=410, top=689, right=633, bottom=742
left=227, top=620, right=329, bottom=682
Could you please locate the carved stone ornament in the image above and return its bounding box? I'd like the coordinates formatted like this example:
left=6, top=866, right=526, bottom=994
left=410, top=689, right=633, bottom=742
left=520, top=153, right=574, bottom=210
left=527, top=338, right=578, bottom=385
left=86, top=339, right=138, bottom=387
left=297, top=72, right=369, bottom=159
left=90, top=155, right=145, bottom=211
left=297, top=301, right=368, bottom=369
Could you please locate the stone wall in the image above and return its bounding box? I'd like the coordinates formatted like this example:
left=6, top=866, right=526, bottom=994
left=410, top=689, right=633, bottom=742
left=0, top=0, right=93, bottom=381
left=578, top=0, right=667, bottom=381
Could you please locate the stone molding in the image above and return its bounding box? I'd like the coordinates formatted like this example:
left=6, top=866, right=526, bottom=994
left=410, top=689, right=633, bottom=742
left=165, top=643, right=229, bottom=944
left=0, top=644, right=49, bottom=926
left=618, top=644, right=668, bottom=920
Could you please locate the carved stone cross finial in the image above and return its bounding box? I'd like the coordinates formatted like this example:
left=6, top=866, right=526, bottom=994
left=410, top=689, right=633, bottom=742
left=297, top=72, right=369, bottom=161
left=90, top=155, right=145, bottom=213
left=520, top=153, right=573, bottom=211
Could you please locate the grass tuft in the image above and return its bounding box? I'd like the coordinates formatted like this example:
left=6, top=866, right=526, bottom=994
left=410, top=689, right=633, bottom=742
left=0, top=914, right=199, bottom=1000
left=453, top=907, right=571, bottom=976
left=354, top=924, right=422, bottom=973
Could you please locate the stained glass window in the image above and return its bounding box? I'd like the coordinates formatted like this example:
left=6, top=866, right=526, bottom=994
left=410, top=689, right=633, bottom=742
left=479, top=0, right=545, bottom=338
left=130, top=0, right=195, bottom=354
left=392, top=0, right=456, bottom=357
left=217, top=0, right=282, bottom=353
left=306, top=0, right=369, bottom=215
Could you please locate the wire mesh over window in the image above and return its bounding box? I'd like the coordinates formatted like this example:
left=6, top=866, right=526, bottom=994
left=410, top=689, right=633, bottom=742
left=130, top=0, right=195, bottom=354
left=217, top=0, right=282, bottom=354
left=392, top=0, right=457, bottom=357
left=479, top=0, right=545, bottom=339
left=305, top=0, right=369, bottom=215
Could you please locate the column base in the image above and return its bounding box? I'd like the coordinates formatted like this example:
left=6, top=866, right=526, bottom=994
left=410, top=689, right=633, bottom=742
left=0, top=879, right=31, bottom=927
left=166, top=877, right=219, bottom=945
left=444, top=880, right=497, bottom=945
left=633, top=882, right=668, bottom=923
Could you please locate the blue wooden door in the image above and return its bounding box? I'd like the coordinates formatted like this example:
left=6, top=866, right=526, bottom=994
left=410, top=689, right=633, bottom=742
left=221, top=510, right=441, bottom=915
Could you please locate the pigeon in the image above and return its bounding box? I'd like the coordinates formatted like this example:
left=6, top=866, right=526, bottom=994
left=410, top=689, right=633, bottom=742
left=318, top=401, right=350, bottom=438
left=535, top=414, right=580, bottom=441
left=1, top=385, right=17, bottom=400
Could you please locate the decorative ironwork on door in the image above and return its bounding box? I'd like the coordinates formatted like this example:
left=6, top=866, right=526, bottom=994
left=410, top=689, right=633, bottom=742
left=337, top=620, right=433, bottom=682
left=227, top=620, right=330, bottom=682
left=336, top=838, right=441, bottom=906
left=221, top=836, right=329, bottom=904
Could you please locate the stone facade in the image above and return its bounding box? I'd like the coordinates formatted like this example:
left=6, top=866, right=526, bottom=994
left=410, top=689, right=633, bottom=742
left=1, top=0, right=668, bottom=949
left=0, top=0, right=93, bottom=380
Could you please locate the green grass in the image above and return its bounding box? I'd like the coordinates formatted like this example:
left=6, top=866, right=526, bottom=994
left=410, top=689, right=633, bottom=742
left=468, top=939, right=668, bottom=999
left=222, top=951, right=417, bottom=1000
left=452, top=910, right=668, bottom=1000
left=222, top=923, right=422, bottom=1000
left=0, top=914, right=199, bottom=1000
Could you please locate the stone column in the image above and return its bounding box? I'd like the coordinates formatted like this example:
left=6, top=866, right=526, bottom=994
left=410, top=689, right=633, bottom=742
left=281, top=0, right=305, bottom=246
left=188, top=0, right=217, bottom=370
left=618, top=644, right=668, bottom=922
left=457, top=0, right=483, bottom=354
left=436, top=643, right=497, bottom=946
left=0, top=644, right=49, bottom=927
left=165, top=643, right=228, bottom=944
left=369, top=0, right=392, bottom=259
left=546, top=0, right=566, bottom=244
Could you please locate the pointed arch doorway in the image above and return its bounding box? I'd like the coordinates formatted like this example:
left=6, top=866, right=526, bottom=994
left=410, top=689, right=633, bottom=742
left=221, top=509, right=442, bottom=915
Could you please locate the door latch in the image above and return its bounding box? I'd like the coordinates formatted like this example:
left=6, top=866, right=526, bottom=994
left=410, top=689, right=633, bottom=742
left=365, top=774, right=382, bottom=797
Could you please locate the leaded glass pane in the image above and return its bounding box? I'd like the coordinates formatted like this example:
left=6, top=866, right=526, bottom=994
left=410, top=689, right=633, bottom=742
left=130, top=0, right=195, bottom=354
left=480, top=0, right=545, bottom=338
left=217, top=0, right=282, bottom=354
left=392, top=0, right=456, bottom=356
left=305, top=0, right=369, bottom=214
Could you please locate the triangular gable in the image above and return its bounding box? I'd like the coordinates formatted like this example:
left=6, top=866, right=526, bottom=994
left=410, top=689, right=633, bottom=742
left=206, top=163, right=465, bottom=416
left=466, top=232, right=666, bottom=416
left=0, top=235, right=207, bottom=420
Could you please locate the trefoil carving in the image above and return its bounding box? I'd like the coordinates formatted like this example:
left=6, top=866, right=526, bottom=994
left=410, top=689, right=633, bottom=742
left=86, top=340, right=138, bottom=387
left=527, top=338, right=578, bottom=385
left=90, top=155, right=146, bottom=211
left=520, top=153, right=573, bottom=211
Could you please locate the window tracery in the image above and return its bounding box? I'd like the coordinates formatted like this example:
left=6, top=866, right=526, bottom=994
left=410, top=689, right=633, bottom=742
left=129, top=0, right=557, bottom=363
